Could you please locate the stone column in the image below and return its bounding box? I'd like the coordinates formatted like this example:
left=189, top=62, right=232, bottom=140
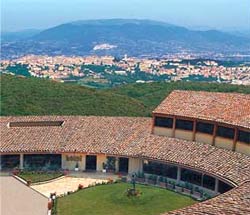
left=61, top=154, right=64, bottom=169
left=20, top=154, right=24, bottom=170
left=177, top=166, right=181, bottom=183
left=81, top=155, right=86, bottom=171
left=115, top=157, right=119, bottom=172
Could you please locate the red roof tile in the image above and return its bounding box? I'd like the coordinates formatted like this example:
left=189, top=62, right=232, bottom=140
left=1, top=115, right=250, bottom=214
left=153, top=90, right=250, bottom=129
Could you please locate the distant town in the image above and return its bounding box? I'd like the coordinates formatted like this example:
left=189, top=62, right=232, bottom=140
left=1, top=55, right=250, bottom=88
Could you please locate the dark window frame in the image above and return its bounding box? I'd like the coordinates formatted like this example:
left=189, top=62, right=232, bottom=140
left=218, top=180, right=233, bottom=194
left=180, top=168, right=202, bottom=186
left=24, top=154, right=62, bottom=170
left=143, top=161, right=177, bottom=179
left=203, top=174, right=216, bottom=190
left=216, top=126, right=235, bottom=139
left=196, top=121, right=214, bottom=135
left=154, top=117, right=173, bottom=128
left=237, top=130, right=250, bottom=144
left=176, top=119, right=194, bottom=131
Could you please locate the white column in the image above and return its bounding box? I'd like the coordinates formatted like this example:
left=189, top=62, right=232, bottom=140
left=97, top=154, right=106, bottom=171
left=20, top=154, right=24, bottom=170
left=177, top=166, right=181, bottom=183
left=61, top=154, right=64, bottom=169
left=115, top=157, right=119, bottom=172
left=81, top=155, right=86, bottom=171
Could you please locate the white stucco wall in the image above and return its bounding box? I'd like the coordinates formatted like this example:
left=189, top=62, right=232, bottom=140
left=128, top=158, right=143, bottom=174
left=61, top=154, right=86, bottom=170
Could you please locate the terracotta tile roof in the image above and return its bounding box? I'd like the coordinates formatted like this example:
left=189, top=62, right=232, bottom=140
left=153, top=90, right=250, bottom=129
left=0, top=116, right=150, bottom=154
left=1, top=116, right=250, bottom=214
left=130, top=134, right=250, bottom=185
left=165, top=181, right=250, bottom=215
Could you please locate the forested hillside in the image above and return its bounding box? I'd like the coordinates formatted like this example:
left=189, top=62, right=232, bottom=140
left=1, top=74, right=249, bottom=116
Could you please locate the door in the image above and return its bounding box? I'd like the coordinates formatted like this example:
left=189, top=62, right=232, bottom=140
left=119, top=157, right=129, bottom=173
left=86, top=155, right=97, bottom=171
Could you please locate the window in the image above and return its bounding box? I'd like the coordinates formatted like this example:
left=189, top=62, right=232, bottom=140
left=217, top=126, right=234, bottom=139
left=106, top=156, right=116, bottom=171
left=176, top=119, right=193, bottom=131
left=162, top=165, right=178, bottom=179
left=181, top=169, right=202, bottom=186
left=203, top=175, right=215, bottom=190
left=154, top=117, right=173, bottom=128
left=238, top=130, right=250, bottom=144
left=196, top=122, right=214, bottom=134
left=0, top=155, right=20, bottom=169
left=218, top=180, right=233, bottom=194
left=9, top=121, right=64, bottom=127
left=143, top=161, right=177, bottom=179
left=24, top=154, right=62, bottom=170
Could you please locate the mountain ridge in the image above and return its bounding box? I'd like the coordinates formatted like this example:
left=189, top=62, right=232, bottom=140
left=2, top=19, right=250, bottom=59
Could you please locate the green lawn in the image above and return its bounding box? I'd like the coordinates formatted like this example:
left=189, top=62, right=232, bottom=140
left=18, top=171, right=63, bottom=183
left=57, top=183, right=196, bottom=215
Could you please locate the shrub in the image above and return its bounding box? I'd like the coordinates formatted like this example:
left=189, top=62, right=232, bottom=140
left=203, top=192, right=211, bottom=200
left=194, top=187, right=200, bottom=192
left=78, top=184, right=84, bottom=190
left=137, top=172, right=145, bottom=178
left=126, top=188, right=142, bottom=197
left=27, top=180, right=32, bottom=186
left=108, top=178, right=114, bottom=184
left=102, top=162, right=107, bottom=170
left=184, top=182, right=193, bottom=190
left=63, top=170, right=69, bottom=175
left=158, top=176, right=165, bottom=182
left=12, top=169, right=20, bottom=175
left=48, top=201, right=53, bottom=210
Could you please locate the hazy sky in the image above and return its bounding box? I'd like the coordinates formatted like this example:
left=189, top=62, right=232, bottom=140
left=1, top=0, right=249, bottom=32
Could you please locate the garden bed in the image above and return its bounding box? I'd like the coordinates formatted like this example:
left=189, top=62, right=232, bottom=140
left=17, top=171, right=64, bottom=183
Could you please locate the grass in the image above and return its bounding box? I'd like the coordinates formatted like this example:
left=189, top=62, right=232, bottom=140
left=1, top=74, right=250, bottom=117
left=18, top=171, right=63, bottom=183
left=57, top=183, right=196, bottom=215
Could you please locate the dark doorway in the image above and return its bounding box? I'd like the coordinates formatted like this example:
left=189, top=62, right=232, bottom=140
left=119, top=157, right=129, bottom=173
left=86, top=155, right=97, bottom=171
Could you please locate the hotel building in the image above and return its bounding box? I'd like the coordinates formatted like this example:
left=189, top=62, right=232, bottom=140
left=0, top=90, right=249, bottom=214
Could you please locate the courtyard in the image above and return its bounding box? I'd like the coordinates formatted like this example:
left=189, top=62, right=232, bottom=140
left=31, top=172, right=118, bottom=197
left=56, top=182, right=196, bottom=215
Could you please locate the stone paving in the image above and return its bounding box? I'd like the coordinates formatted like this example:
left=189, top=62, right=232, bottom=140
left=31, top=172, right=118, bottom=197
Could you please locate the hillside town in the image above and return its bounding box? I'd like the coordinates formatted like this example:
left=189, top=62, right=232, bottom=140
left=1, top=55, right=250, bottom=86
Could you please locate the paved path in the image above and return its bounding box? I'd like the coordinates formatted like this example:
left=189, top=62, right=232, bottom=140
left=0, top=176, right=48, bottom=215
left=31, top=173, right=118, bottom=197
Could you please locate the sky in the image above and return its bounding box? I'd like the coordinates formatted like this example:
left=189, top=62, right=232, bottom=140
left=1, top=0, right=249, bottom=32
